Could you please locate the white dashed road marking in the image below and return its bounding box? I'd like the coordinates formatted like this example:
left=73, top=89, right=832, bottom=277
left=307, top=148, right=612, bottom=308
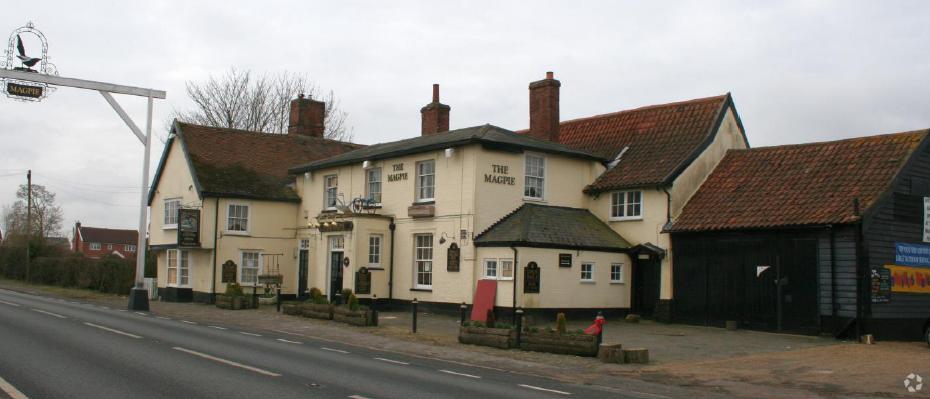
left=518, top=384, right=571, bottom=395
left=0, top=374, right=28, bottom=399
left=239, top=332, right=262, bottom=337
left=374, top=357, right=409, bottom=365
left=180, top=320, right=197, bottom=324
left=209, top=326, right=227, bottom=330
left=172, top=347, right=280, bottom=377
left=0, top=300, right=21, bottom=307
left=31, top=309, right=66, bottom=319
left=439, top=369, right=481, bottom=379
left=134, top=312, right=148, bottom=316
left=348, top=395, right=372, bottom=399
left=156, top=316, right=170, bottom=320
left=276, top=339, right=301, bottom=344
left=321, top=347, right=349, bottom=354
left=84, top=322, right=143, bottom=339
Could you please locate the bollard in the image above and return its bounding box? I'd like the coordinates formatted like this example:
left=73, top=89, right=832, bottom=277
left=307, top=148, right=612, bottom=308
left=252, top=285, right=257, bottom=305
left=596, top=311, right=605, bottom=347
left=459, top=302, right=468, bottom=326
left=515, top=308, right=524, bottom=348
left=371, top=294, right=379, bottom=326
left=412, top=298, right=418, bottom=333
left=276, top=287, right=282, bottom=312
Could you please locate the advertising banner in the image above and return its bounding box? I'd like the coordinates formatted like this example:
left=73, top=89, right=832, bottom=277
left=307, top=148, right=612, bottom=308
left=886, top=264, right=930, bottom=294
left=894, top=242, right=930, bottom=268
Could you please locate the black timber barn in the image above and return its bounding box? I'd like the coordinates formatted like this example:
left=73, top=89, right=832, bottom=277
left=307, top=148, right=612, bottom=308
left=667, top=129, right=930, bottom=340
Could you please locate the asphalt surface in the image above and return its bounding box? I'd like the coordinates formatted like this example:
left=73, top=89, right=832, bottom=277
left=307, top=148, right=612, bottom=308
left=0, top=288, right=666, bottom=399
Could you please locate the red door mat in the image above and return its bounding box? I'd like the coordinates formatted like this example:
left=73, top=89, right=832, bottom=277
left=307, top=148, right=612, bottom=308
left=470, top=279, right=497, bottom=322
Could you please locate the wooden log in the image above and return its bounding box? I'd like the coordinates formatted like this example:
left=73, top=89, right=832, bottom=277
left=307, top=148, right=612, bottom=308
left=598, top=343, right=623, bottom=363
left=622, top=348, right=649, bottom=364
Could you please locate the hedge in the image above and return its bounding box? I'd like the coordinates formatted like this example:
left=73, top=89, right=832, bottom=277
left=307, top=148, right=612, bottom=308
left=0, top=241, right=147, bottom=295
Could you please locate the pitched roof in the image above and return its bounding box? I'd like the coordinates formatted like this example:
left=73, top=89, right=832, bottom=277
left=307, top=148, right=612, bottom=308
left=518, top=94, right=743, bottom=192
left=667, top=130, right=929, bottom=232
left=78, top=226, right=138, bottom=245
left=289, top=124, right=605, bottom=174
left=149, top=121, right=362, bottom=203
left=474, top=203, right=631, bottom=252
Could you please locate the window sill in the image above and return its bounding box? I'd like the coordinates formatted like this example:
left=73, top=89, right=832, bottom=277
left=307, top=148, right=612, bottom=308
left=321, top=208, right=338, bottom=214
left=610, top=281, right=625, bottom=285
left=609, top=217, right=643, bottom=222
left=224, top=231, right=250, bottom=236
left=410, top=288, right=432, bottom=292
left=363, top=204, right=383, bottom=209
left=365, top=266, right=385, bottom=271
left=413, top=200, right=435, bottom=205
left=580, top=280, right=596, bottom=284
left=523, top=197, right=545, bottom=203
left=163, top=225, right=178, bottom=230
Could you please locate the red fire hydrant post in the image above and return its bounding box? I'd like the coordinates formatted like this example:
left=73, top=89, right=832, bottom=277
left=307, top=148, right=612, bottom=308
left=585, top=311, right=606, bottom=346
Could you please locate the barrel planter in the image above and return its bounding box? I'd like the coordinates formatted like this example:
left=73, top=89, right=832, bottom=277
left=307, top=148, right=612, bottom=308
left=215, top=295, right=257, bottom=310
left=519, top=330, right=598, bottom=357
left=300, top=303, right=333, bottom=320
left=458, top=326, right=515, bottom=349
left=333, top=306, right=374, bottom=327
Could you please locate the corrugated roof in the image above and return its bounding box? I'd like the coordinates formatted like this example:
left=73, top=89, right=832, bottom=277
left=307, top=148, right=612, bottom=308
left=668, top=130, right=929, bottom=232
left=474, top=203, right=631, bottom=252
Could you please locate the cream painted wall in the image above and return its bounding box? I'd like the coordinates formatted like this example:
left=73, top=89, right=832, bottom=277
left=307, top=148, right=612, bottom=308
left=149, top=139, right=204, bottom=247
left=476, top=247, right=631, bottom=309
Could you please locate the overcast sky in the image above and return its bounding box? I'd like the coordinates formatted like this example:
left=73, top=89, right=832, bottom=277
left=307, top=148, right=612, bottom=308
left=1, top=1, right=929, bottom=235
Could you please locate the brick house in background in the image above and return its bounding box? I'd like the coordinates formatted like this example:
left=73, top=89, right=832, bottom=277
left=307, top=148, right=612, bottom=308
left=73, top=222, right=139, bottom=259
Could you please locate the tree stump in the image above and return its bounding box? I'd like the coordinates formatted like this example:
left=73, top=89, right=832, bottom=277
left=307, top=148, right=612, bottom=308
left=622, top=348, right=649, bottom=364
left=597, top=343, right=623, bottom=363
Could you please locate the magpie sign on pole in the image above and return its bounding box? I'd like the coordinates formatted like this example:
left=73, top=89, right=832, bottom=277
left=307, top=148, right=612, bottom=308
left=1, top=22, right=59, bottom=101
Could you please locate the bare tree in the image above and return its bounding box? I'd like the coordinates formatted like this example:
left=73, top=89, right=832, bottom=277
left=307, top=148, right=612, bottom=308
left=173, top=69, right=352, bottom=142
left=1, top=184, right=64, bottom=238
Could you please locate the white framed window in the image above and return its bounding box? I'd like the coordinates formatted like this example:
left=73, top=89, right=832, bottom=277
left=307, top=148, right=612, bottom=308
left=484, top=259, right=498, bottom=279
left=330, top=235, right=345, bottom=250
left=414, top=234, right=433, bottom=289
left=240, top=251, right=261, bottom=286
left=366, top=168, right=382, bottom=204
left=167, top=249, right=189, bottom=287
left=368, top=234, right=382, bottom=266
left=164, top=198, right=180, bottom=228
left=610, top=191, right=643, bottom=220
left=125, top=245, right=136, bottom=252
left=226, top=204, right=250, bottom=233
left=581, top=262, right=595, bottom=282
left=107, top=244, right=113, bottom=250
left=500, top=259, right=514, bottom=280
left=610, top=263, right=624, bottom=283
left=415, top=160, right=435, bottom=202
left=324, top=175, right=339, bottom=209
left=299, top=239, right=310, bottom=250
left=524, top=154, right=545, bottom=200
left=89, top=242, right=101, bottom=250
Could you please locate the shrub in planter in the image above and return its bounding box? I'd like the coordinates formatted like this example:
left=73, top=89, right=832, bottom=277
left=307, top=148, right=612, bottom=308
left=216, top=283, right=256, bottom=310
left=556, top=312, right=567, bottom=334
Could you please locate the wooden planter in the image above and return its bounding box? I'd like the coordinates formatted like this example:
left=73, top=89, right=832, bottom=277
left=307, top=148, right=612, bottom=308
left=458, top=326, right=515, bottom=349
left=281, top=302, right=302, bottom=315
left=519, top=330, right=599, bottom=357
left=333, top=306, right=374, bottom=327
left=300, top=303, right=333, bottom=320
left=258, top=295, right=278, bottom=306
left=215, top=295, right=257, bottom=310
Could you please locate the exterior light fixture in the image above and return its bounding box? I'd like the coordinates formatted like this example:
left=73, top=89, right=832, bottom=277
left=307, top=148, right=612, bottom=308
left=444, top=148, right=455, bottom=158
left=362, top=160, right=371, bottom=169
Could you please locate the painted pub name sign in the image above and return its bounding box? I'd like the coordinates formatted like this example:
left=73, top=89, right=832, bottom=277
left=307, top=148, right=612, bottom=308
left=484, top=164, right=516, bottom=185
left=388, top=163, right=408, bottom=182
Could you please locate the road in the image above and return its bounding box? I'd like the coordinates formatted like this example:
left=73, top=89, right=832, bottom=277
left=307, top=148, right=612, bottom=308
left=0, top=288, right=662, bottom=399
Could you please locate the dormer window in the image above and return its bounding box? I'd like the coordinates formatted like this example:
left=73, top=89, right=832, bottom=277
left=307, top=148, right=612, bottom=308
left=610, top=190, right=643, bottom=220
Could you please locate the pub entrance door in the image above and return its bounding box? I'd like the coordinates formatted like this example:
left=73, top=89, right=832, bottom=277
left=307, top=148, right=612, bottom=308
left=328, top=236, right=344, bottom=303
left=632, top=255, right=661, bottom=317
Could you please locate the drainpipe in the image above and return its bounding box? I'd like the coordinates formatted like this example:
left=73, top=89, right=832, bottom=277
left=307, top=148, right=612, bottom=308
left=211, top=197, right=219, bottom=303
left=853, top=198, right=864, bottom=340
left=388, top=218, right=396, bottom=301
left=829, top=225, right=837, bottom=335
left=662, top=187, right=672, bottom=224
left=511, top=246, right=519, bottom=324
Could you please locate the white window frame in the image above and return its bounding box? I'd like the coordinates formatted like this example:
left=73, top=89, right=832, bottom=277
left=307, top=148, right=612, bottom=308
left=163, top=198, right=181, bottom=229
left=581, top=262, right=595, bottom=282
left=167, top=249, right=190, bottom=287
left=89, top=242, right=101, bottom=250
left=240, top=250, right=262, bottom=286
left=524, top=153, right=546, bottom=201
left=366, top=167, right=382, bottom=204
left=226, top=203, right=250, bottom=235
left=106, top=244, right=113, bottom=250
left=483, top=259, right=498, bottom=279
left=415, top=160, right=435, bottom=203
left=414, top=233, right=433, bottom=289
left=324, top=174, right=339, bottom=210
left=610, top=263, right=624, bottom=283
left=368, top=234, right=382, bottom=267
left=483, top=258, right=514, bottom=280
left=125, top=244, right=136, bottom=252
left=610, top=190, right=644, bottom=221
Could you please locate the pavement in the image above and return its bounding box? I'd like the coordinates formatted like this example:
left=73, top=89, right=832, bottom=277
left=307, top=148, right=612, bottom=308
left=0, top=287, right=713, bottom=399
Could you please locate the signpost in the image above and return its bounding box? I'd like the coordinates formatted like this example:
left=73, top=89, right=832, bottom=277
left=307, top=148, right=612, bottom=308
left=1, top=22, right=166, bottom=311
left=177, top=208, right=201, bottom=247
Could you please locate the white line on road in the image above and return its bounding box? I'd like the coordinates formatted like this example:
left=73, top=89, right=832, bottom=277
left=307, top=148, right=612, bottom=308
left=83, top=322, right=143, bottom=339
left=31, top=309, right=66, bottom=319
left=276, top=339, right=302, bottom=344
left=180, top=320, right=197, bottom=324
left=209, top=326, right=227, bottom=330
left=239, top=331, right=262, bottom=337
left=321, top=347, right=349, bottom=354
left=156, top=316, right=170, bottom=320
left=99, top=306, right=110, bottom=310
left=172, top=347, right=280, bottom=377
left=518, top=384, right=571, bottom=395
left=0, top=300, right=21, bottom=307
left=0, top=374, right=28, bottom=399
left=439, top=369, right=481, bottom=379
left=374, top=357, right=409, bottom=365
left=348, top=395, right=372, bottom=399
left=134, top=312, right=148, bottom=316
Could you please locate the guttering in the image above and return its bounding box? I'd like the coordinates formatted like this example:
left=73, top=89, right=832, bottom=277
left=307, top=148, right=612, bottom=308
left=388, top=218, right=396, bottom=300
left=211, top=197, right=219, bottom=303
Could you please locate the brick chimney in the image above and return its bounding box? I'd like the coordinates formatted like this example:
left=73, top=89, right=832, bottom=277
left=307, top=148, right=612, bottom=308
left=420, top=84, right=450, bottom=135
left=288, top=94, right=325, bottom=137
left=528, top=71, right=561, bottom=142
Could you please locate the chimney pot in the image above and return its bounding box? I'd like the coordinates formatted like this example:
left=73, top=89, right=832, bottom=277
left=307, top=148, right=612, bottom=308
left=529, top=71, right=561, bottom=142
left=421, top=84, right=450, bottom=136
left=432, top=84, right=440, bottom=103
left=546, top=71, right=554, bottom=80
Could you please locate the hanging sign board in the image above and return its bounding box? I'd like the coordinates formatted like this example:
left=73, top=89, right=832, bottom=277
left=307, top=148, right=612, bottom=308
left=524, top=262, right=540, bottom=293
left=2, top=22, right=59, bottom=102
left=447, top=243, right=460, bottom=272
left=924, top=197, right=930, bottom=242
left=885, top=264, right=930, bottom=294
left=895, top=243, right=930, bottom=268
left=558, top=253, right=572, bottom=268
left=177, top=208, right=201, bottom=248
left=7, top=82, right=42, bottom=98
left=222, top=260, right=237, bottom=283
left=355, top=267, right=371, bottom=294
left=871, top=268, right=892, bottom=303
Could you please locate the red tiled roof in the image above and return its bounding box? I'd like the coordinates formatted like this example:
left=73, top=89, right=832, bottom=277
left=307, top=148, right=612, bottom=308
left=517, top=94, right=735, bottom=192
left=668, top=130, right=929, bottom=232
left=151, top=122, right=362, bottom=202
left=79, top=226, right=138, bottom=245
